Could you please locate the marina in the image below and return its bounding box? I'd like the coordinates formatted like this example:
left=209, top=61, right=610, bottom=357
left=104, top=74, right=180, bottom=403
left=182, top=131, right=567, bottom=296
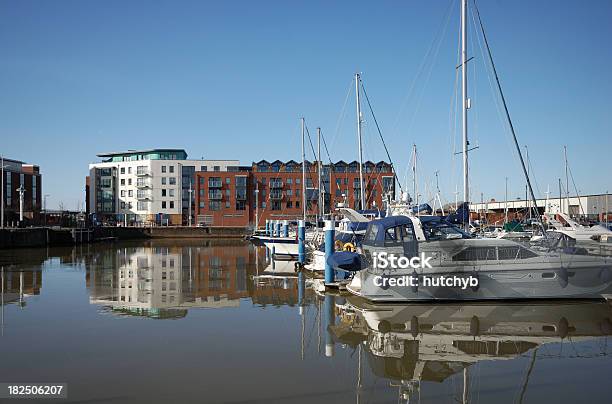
left=1, top=240, right=612, bottom=403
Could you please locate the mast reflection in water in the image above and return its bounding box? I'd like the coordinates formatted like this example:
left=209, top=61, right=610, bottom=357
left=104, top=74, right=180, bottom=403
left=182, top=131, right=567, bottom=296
left=1, top=240, right=611, bottom=403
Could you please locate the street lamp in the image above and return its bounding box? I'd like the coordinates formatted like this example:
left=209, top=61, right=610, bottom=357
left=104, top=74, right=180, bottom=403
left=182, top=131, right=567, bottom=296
left=44, top=194, right=50, bottom=226
left=188, top=182, right=193, bottom=227
left=254, top=187, right=259, bottom=230
left=1, top=156, right=8, bottom=230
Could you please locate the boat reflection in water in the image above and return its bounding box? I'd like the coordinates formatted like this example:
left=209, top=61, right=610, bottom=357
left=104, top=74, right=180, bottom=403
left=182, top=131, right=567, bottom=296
left=85, top=241, right=306, bottom=318
left=329, top=296, right=612, bottom=403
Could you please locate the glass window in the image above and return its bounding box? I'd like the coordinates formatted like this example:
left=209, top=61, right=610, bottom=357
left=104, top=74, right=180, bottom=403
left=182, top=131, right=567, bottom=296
left=169, top=189, right=175, bottom=197
left=162, top=189, right=166, bottom=197
left=169, top=177, right=176, bottom=185
left=169, top=166, right=174, bottom=173
left=161, top=166, right=167, bottom=173
left=120, top=167, right=125, bottom=174
left=161, top=177, right=167, bottom=185
left=162, top=201, right=167, bottom=209
left=170, top=201, right=174, bottom=209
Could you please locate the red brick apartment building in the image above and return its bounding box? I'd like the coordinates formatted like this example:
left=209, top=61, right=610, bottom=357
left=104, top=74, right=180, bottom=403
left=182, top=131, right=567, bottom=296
left=1, top=157, right=42, bottom=225
left=195, top=160, right=395, bottom=227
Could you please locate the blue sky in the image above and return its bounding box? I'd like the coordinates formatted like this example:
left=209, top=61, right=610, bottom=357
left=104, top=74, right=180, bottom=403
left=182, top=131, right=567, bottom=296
left=1, top=0, right=610, bottom=209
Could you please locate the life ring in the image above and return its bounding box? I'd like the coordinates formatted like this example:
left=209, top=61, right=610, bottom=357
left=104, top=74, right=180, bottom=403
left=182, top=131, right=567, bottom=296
left=343, top=242, right=356, bottom=252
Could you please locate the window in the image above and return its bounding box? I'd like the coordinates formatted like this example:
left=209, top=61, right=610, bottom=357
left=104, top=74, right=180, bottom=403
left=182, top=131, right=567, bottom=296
left=170, top=201, right=174, bottom=209
left=128, top=190, right=133, bottom=197
left=162, top=201, right=167, bottom=209
left=128, top=178, right=132, bottom=185
left=169, top=166, right=174, bottom=173
left=286, top=189, right=293, bottom=196
left=169, top=189, right=175, bottom=197
left=121, top=190, right=126, bottom=197
left=169, top=177, right=176, bottom=185
left=121, top=202, right=126, bottom=209
left=209, top=201, right=221, bottom=211
left=295, top=201, right=300, bottom=208
left=200, top=166, right=207, bottom=171
left=162, top=177, right=167, bottom=185
left=137, top=165, right=147, bottom=175
left=137, top=201, right=147, bottom=210
left=286, top=201, right=293, bottom=208
left=120, top=167, right=125, bottom=174
left=226, top=177, right=230, bottom=184
left=261, top=202, right=266, bottom=209
left=214, top=166, right=220, bottom=171
left=287, top=178, right=292, bottom=184
left=162, top=189, right=167, bottom=197
left=236, top=200, right=246, bottom=210
left=128, top=167, right=132, bottom=174
left=296, top=178, right=301, bottom=184
left=120, top=179, right=125, bottom=186
left=199, top=201, right=204, bottom=208
left=161, top=166, right=167, bottom=173
left=226, top=201, right=230, bottom=208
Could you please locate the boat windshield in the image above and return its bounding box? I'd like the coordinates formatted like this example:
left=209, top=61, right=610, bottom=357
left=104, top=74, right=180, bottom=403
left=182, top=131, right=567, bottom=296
left=422, top=220, right=471, bottom=241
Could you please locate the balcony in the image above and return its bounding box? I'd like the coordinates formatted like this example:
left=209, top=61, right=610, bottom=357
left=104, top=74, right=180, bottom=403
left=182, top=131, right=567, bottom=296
left=137, top=192, right=152, bottom=201
left=136, top=180, right=152, bottom=189
left=136, top=168, right=152, bottom=177
left=209, top=191, right=223, bottom=200
left=236, top=190, right=247, bottom=200
left=270, top=190, right=283, bottom=200
left=270, top=180, right=283, bottom=188
left=208, top=180, right=222, bottom=188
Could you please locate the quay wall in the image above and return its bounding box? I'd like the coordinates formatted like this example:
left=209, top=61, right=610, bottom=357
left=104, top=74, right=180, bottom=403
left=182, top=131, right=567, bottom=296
left=0, top=226, right=248, bottom=249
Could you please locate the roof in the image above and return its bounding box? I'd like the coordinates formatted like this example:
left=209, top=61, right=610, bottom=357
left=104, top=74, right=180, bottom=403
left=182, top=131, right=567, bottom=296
left=97, top=149, right=187, bottom=157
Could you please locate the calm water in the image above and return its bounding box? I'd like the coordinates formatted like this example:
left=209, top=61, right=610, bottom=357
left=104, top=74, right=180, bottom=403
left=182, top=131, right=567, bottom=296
left=1, top=239, right=612, bottom=403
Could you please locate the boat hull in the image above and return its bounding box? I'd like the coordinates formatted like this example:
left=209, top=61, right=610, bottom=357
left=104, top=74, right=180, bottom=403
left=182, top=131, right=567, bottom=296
left=348, top=262, right=612, bottom=302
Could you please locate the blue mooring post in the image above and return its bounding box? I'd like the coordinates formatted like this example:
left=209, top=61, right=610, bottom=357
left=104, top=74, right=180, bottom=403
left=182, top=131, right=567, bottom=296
left=325, top=294, right=336, bottom=357
left=324, top=219, right=335, bottom=284
left=276, top=221, right=282, bottom=238
left=282, top=220, right=289, bottom=237
left=298, top=220, right=306, bottom=264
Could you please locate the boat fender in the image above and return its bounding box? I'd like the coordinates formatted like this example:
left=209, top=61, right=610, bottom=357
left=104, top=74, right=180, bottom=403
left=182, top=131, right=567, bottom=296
left=470, top=271, right=479, bottom=292
left=380, top=274, right=391, bottom=290
left=411, top=270, right=419, bottom=294
left=557, top=267, right=569, bottom=288
left=410, top=316, right=419, bottom=338
left=343, top=242, right=356, bottom=252
left=294, top=262, right=303, bottom=271
left=558, top=317, right=569, bottom=339
left=600, top=318, right=612, bottom=335
left=599, top=268, right=612, bottom=283
left=378, top=320, right=391, bottom=334
left=470, top=316, right=480, bottom=337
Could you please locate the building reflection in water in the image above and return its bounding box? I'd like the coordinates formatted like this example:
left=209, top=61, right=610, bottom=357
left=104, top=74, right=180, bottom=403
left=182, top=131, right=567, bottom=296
left=85, top=240, right=305, bottom=318
left=328, top=297, right=612, bottom=403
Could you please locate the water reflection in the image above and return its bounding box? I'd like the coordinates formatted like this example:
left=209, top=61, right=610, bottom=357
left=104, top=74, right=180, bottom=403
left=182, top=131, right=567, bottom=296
left=329, top=297, right=612, bottom=402
left=81, top=240, right=314, bottom=318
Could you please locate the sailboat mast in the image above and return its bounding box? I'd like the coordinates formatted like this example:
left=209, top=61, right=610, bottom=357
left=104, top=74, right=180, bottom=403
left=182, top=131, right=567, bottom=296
left=413, top=144, right=418, bottom=215
left=317, top=127, right=322, bottom=220
left=355, top=73, right=366, bottom=210
left=301, top=117, right=306, bottom=222
left=461, top=0, right=470, bottom=231
left=564, top=145, right=569, bottom=214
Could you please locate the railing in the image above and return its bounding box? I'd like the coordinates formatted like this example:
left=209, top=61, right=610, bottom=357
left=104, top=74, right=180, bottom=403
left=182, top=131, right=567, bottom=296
left=208, top=180, right=222, bottom=188
left=236, top=189, right=247, bottom=200
left=136, top=181, right=152, bottom=189
left=209, top=191, right=223, bottom=200
left=137, top=192, right=152, bottom=201
left=136, top=168, right=152, bottom=176
left=270, top=180, right=283, bottom=188
left=270, top=190, right=283, bottom=199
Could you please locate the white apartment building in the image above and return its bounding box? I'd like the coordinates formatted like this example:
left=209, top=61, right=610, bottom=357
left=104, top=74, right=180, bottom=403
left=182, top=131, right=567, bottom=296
left=88, top=149, right=240, bottom=225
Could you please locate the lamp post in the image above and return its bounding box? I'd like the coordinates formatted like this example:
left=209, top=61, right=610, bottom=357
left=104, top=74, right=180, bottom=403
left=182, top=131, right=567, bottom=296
left=188, top=182, right=193, bottom=227
left=1, top=156, right=6, bottom=229
left=254, top=187, right=259, bottom=230
left=17, top=185, right=25, bottom=225
left=43, top=194, right=50, bottom=226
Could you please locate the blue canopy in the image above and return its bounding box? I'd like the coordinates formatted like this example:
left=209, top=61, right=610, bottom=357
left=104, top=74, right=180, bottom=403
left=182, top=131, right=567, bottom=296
left=365, top=216, right=413, bottom=243
left=445, top=202, right=470, bottom=225
left=411, top=203, right=433, bottom=215
left=327, top=251, right=365, bottom=272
